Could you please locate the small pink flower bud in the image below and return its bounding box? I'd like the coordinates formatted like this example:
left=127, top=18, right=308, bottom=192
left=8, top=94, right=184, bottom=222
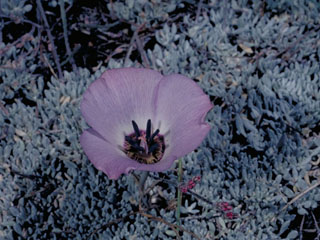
left=193, top=176, right=201, bottom=182
left=187, top=180, right=195, bottom=189
left=180, top=186, right=188, bottom=193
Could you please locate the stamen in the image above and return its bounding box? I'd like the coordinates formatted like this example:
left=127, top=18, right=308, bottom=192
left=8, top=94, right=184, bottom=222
left=125, top=136, right=142, bottom=151
left=146, top=119, right=151, bottom=142
left=125, top=136, right=133, bottom=143
left=131, top=144, right=145, bottom=152
left=124, top=120, right=165, bottom=164
left=131, top=120, right=140, bottom=137
left=150, top=129, right=160, bottom=141
left=148, top=143, right=159, bottom=154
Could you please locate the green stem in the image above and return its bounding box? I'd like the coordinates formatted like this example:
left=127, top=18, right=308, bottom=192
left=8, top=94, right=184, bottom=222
left=176, top=158, right=183, bottom=226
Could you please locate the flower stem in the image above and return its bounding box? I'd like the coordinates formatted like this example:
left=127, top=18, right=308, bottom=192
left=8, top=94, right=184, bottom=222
left=138, top=171, right=149, bottom=208
left=176, top=158, right=183, bottom=226
left=139, top=171, right=149, bottom=193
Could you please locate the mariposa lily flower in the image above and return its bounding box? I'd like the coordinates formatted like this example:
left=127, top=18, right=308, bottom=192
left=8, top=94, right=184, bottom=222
left=80, top=68, right=212, bottom=179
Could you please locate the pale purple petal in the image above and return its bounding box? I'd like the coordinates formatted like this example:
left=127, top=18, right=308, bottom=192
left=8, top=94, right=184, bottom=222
left=81, top=68, right=163, bottom=146
left=126, top=154, right=177, bottom=173
left=80, top=68, right=212, bottom=179
left=153, top=74, right=212, bottom=163
left=80, top=128, right=143, bottom=179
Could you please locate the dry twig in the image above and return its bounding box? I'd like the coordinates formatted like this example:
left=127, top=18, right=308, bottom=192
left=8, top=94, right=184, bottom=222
left=281, top=178, right=320, bottom=212
left=311, top=212, right=320, bottom=240
left=139, top=211, right=201, bottom=240
left=134, top=31, right=150, bottom=68
left=299, top=215, right=305, bottom=240
left=196, top=0, right=203, bottom=22
left=89, top=211, right=139, bottom=239
left=59, top=0, right=77, bottom=73
left=36, top=0, right=63, bottom=79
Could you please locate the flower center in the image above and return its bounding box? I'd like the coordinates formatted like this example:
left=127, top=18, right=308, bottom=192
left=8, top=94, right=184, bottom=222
left=123, top=119, right=165, bottom=164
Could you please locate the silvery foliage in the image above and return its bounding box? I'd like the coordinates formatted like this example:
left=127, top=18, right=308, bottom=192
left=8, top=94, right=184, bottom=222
left=107, top=0, right=188, bottom=27
left=0, top=0, right=74, bottom=15
left=1, top=0, right=320, bottom=239
left=0, top=0, right=32, bottom=17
